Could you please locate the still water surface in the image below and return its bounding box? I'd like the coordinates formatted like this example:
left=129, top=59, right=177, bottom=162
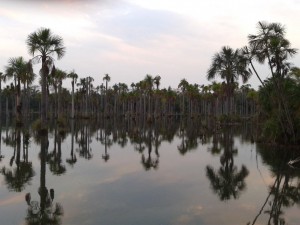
left=0, top=118, right=299, bottom=225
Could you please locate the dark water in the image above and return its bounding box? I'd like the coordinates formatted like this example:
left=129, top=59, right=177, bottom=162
left=0, top=118, right=300, bottom=225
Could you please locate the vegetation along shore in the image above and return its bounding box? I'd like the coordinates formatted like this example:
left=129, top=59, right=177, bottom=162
left=0, top=21, right=299, bottom=145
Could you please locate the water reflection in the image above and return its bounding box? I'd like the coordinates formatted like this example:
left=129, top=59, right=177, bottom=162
left=206, top=126, right=249, bottom=201
left=24, top=134, right=64, bottom=225
left=76, top=121, right=93, bottom=160
left=141, top=127, right=160, bottom=170
left=248, top=145, right=300, bottom=225
left=0, top=118, right=300, bottom=224
left=66, top=120, right=77, bottom=167
left=1, top=128, right=34, bottom=192
left=0, top=122, right=4, bottom=161
left=177, top=119, right=198, bottom=155
left=48, top=123, right=66, bottom=175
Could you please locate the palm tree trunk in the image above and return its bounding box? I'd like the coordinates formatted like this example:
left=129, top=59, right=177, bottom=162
left=71, top=81, right=75, bottom=119
left=16, top=78, right=22, bottom=125
left=41, top=61, right=48, bottom=130
left=58, top=83, right=62, bottom=118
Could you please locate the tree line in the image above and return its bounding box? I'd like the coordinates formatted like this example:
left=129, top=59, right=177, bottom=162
left=0, top=21, right=300, bottom=144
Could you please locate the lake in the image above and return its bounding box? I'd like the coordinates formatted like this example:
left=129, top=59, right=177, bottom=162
left=0, top=117, right=300, bottom=225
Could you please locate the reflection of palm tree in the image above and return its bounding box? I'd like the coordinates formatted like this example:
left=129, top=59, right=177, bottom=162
left=76, top=124, right=93, bottom=160
left=141, top=130, right=159, bottom=170
left=177, top=126, right=188, bottom=155
left=206, top=164, right=249, bottom=201
left=206, top=126, right=249, bottom=201
left=133, top=127, right=146, bottom=154
left=48, top=125, right=66, bottom=175
left=208, top=132, right=222, bottom=155
left=0, top=122, right=4, bottom=162
left=66, top=120, right=77, bottom=167
left=24, top=134, right=63, bottom=225
left=177, top=119, right=199, bottom=155
left=249, top=146, right=300, bottom=225
left=1, top=128, right=34, bottom=192
left=102, top=130, right=112, bottom=162
left=141, top=151, right=159, bottom=170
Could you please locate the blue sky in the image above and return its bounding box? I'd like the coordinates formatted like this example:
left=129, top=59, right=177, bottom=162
left=0, top=0, right=299, bottom=90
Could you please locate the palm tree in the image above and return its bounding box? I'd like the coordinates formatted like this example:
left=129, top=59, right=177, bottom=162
left=154, top=75, right=161, bottom=90
left=247, top=21, right=297, bottom=143
left=21, top=60, right=35, bottom=120
left=207, top=46, right=251, bottom=116
left=5, top=57, right=32, bottom=125
left=103, top=73, right=111, bottom=92
left=67, top=70, right=78, bottom=119
left=178, top=78, right=189, bottom=116
left=143, top=74, right=155, bottom=120
left=103, top=74, right=111, bottom=115
left=85, top=76, right=94, bottom=118
left=51, top=68, right=67, bottom=118
left=26, top=28, right=66, bottom=131
left=289, top=67, right=300, bottom=84
left=0, top=72, right=7, bottom=117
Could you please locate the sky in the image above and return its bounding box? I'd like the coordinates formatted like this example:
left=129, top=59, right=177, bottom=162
left=0, top=0, right=300, bottom=90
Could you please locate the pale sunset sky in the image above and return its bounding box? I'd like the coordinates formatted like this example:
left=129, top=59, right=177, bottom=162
left=0, top=0, right=299, bottom=90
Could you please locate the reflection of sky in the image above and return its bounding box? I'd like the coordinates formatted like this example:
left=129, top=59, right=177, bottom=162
left=0, top=126, right=300, bottom=225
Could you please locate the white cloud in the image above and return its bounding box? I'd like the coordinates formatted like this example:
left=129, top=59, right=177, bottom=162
left=0, top=0, right=299, bottom=90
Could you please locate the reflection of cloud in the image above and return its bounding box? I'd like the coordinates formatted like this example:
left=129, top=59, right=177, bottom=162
left=0, top=194, right=23, bottom=207
left=187, top=205, right=204, bottom=216
left=176, top=214, right=193, bottom=224
left=174, top=204, right=204, bottom=225
left=240, top=203, right=256, bottom=211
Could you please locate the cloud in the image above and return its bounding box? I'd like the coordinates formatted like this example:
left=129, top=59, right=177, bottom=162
left=1, top=0, right=299, bottom=90
left=99, top=6, right=188, bottom=45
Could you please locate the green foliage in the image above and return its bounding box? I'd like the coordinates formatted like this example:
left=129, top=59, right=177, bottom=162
left=218, top=114, right=242, bottom=124
left=262, top=118, right=281, bottom=143
left=31, top=119, right=47, bottom=135
left=57, top=116, right=68, bottom=136
left=258, top=78, right=300, bottom=143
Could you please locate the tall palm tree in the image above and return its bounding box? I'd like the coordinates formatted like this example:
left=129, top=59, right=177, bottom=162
left=20, top=60, right=35, bottom=120
left=247, top=21, right=297, bottom=142
left=207, top=46, right=251, bottom=115
left=103, top=73, right=111, bottom=92
left=67, top=70, right=78, bottom=119
left=178, top=78, right=189, bottom=116
left=50, top=68, right=67, bottom=118
left=26, top=28, right=66, bottom=131
left=154, top=75, right=161, bottom=90
left=0, top=72, right=7, bottom=117
left=144, top=74, right=154, bottom=118
left=85, top=76, right=94, bottom=118
left=103, top=74, right=111, bottom=115
left=5, top=57, right=32, bottom=125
